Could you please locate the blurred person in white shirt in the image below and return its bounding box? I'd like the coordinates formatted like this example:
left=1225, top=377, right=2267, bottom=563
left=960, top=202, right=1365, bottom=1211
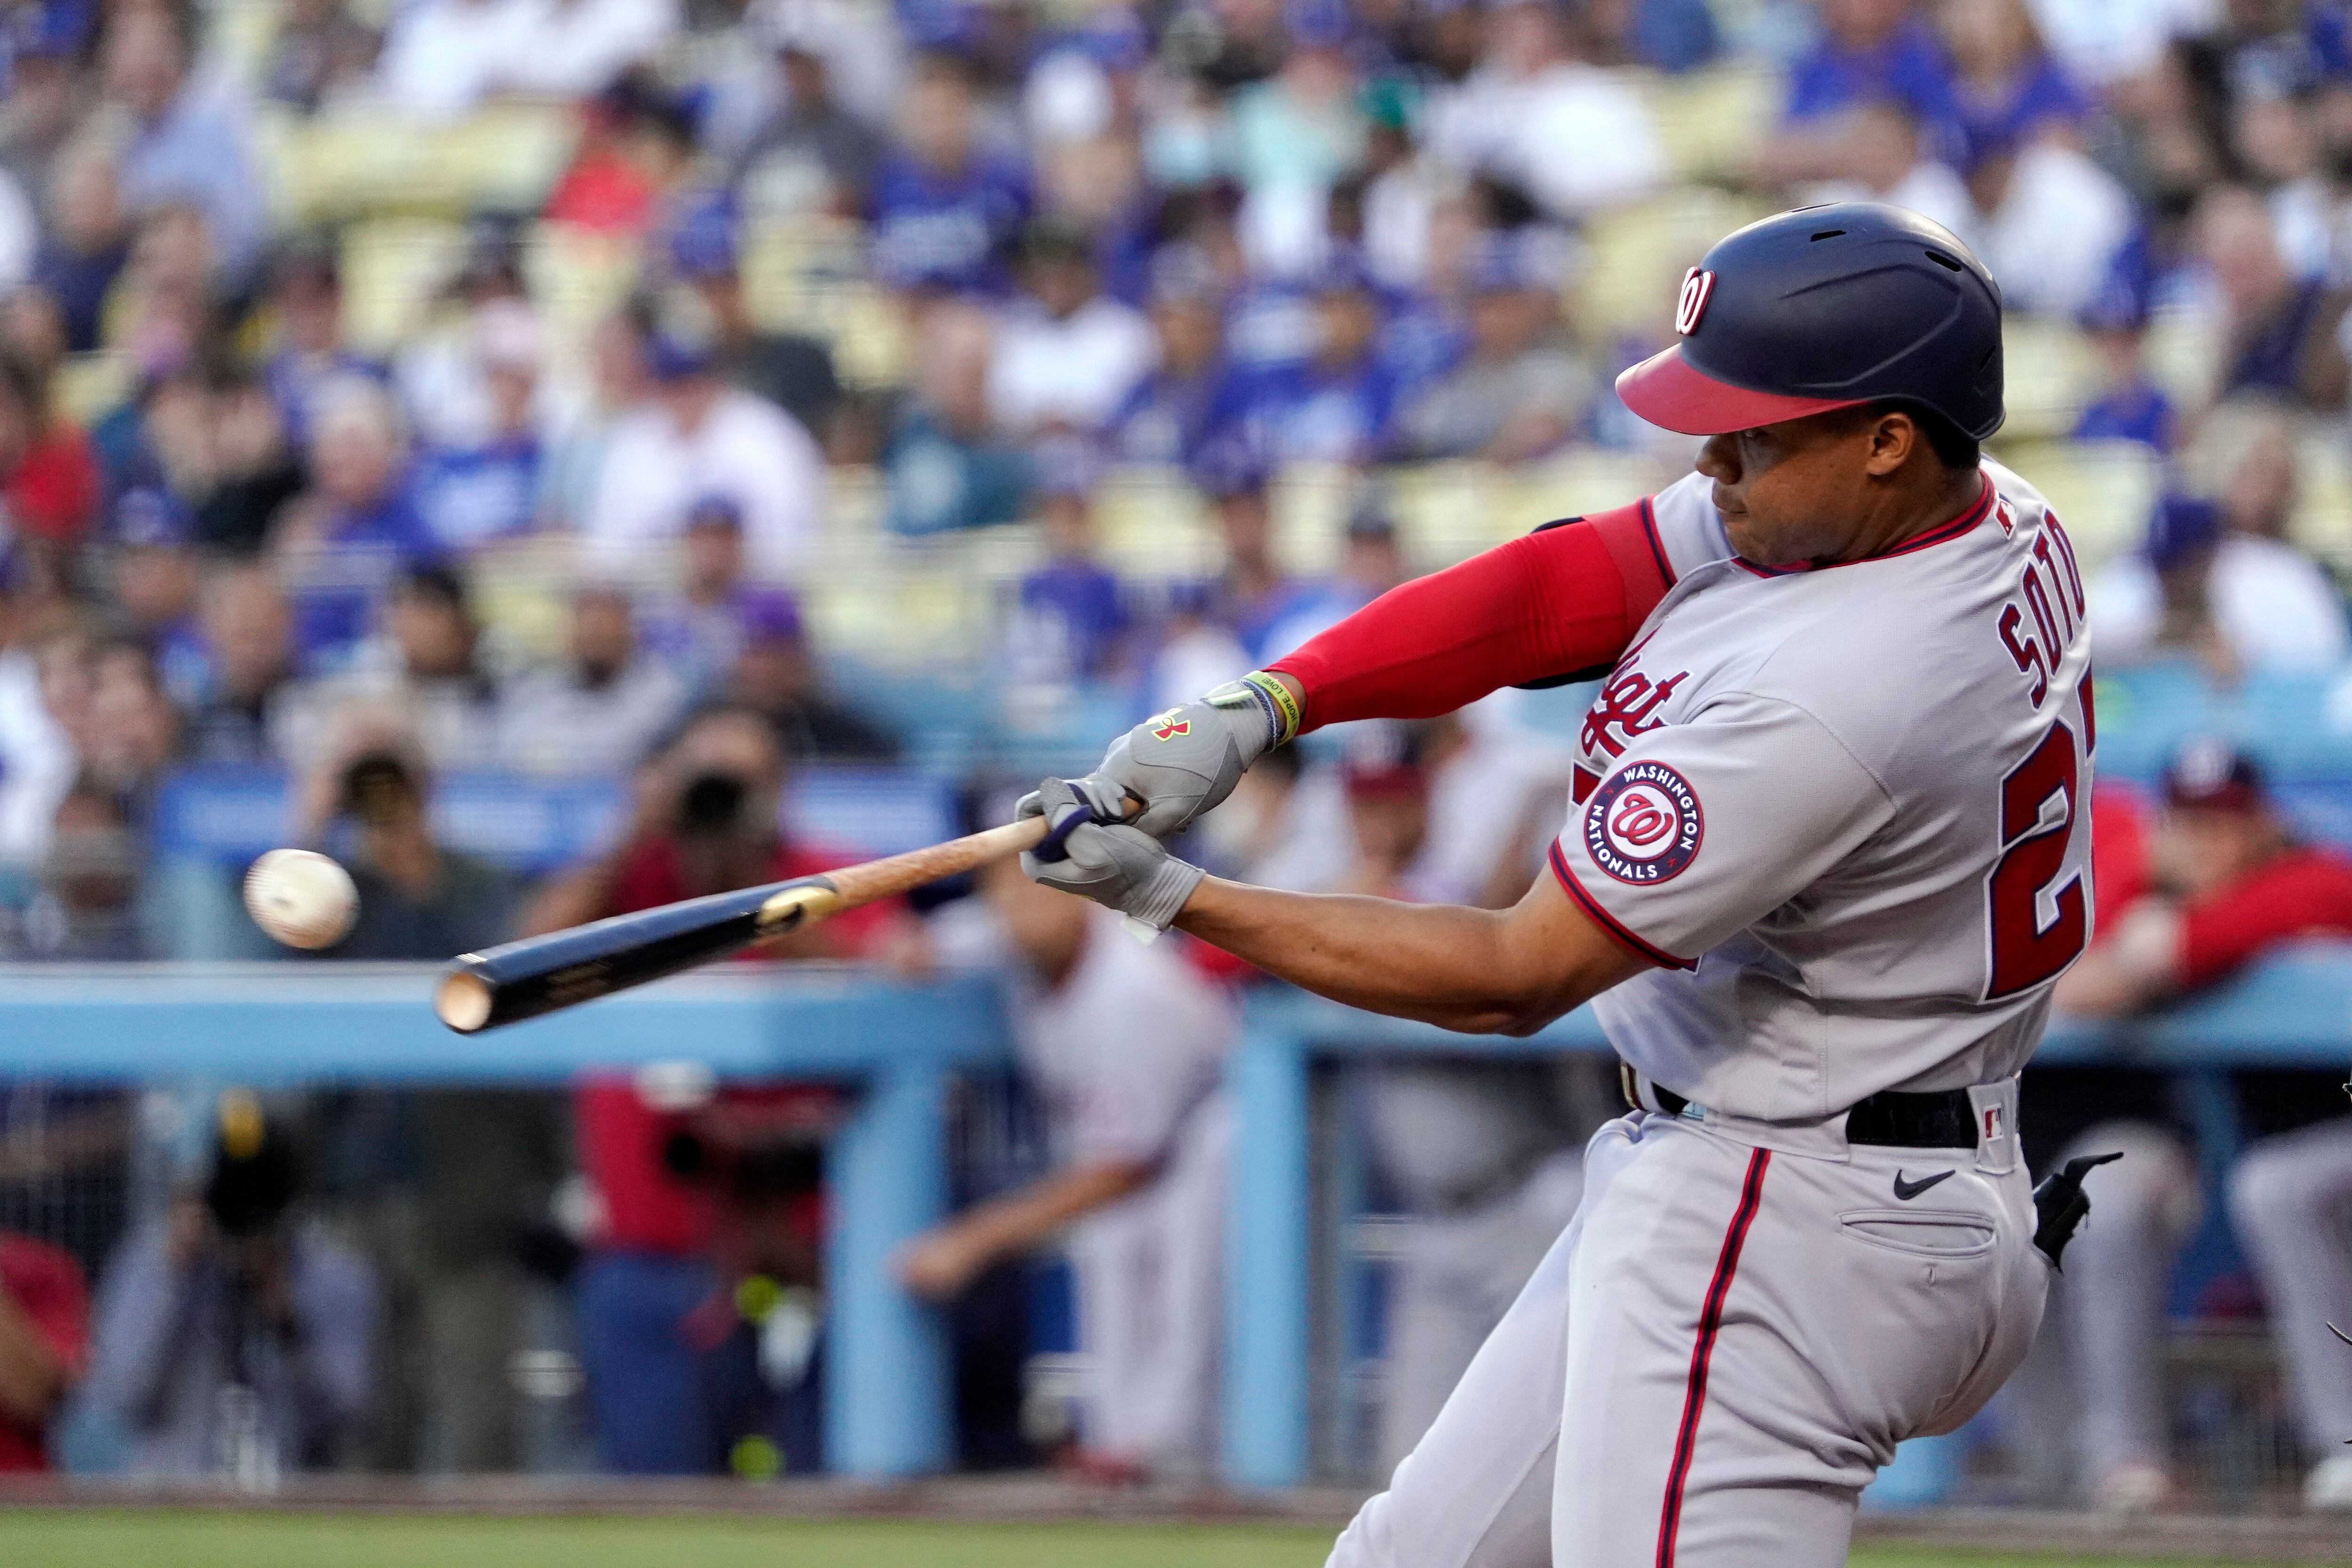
left=2092, top=430, right=2352, bottom=675
left=1796, top=99, right=1976, bottom=238
left=0, top=551, right=73, bottom=867
left=375, top=0, right=533, bottom=122
left=381, top=0, right=671, bottom=119
left=582, top=289, right=825, bottom=580
left=498, top=581, right=689, bottom=777
left=1143, top=579, right=1252, bottom=716
left=1421, top=0, right=1662, bottom=221
left=2027, top=0, right=2219, bottom=90
left=987, top=222, right=1157, bottom=439
left=283, top=565, right=504, bottom=774
left=1961, top=125, right=2136, bottom=317
left=393, top=237, right=542, bottom=454
left=897, top=852, right=1235, bottom=1480
left=504, top=0, right=676, bottom=103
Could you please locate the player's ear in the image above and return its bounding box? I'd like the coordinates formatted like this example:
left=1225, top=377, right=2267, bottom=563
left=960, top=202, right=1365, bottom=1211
left=1862, top=411, right=1918, bottom=477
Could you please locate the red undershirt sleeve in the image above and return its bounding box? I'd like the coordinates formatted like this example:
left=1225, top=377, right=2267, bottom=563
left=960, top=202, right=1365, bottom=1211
left=1266, top=500, right=1676, bottom=733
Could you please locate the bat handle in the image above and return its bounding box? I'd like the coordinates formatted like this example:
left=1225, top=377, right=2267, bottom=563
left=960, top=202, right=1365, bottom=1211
left=1030, top=785, right=1141, bottom=864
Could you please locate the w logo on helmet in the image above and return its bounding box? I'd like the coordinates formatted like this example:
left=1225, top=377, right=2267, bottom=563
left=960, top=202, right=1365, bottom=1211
left=1675, top=267, right=1715, bottom=336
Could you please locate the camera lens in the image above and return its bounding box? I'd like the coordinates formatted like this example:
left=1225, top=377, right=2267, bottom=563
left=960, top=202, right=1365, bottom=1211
left=680, top=771, right=747, bottom=833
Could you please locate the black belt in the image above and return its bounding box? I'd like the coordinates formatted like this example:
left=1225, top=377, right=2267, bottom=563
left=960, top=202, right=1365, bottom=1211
left=1623, top=1066, right=1980, bottom=1150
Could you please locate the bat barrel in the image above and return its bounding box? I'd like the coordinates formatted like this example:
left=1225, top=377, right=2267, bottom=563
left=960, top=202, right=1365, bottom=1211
left=435, top=876, right=842, bottom=1033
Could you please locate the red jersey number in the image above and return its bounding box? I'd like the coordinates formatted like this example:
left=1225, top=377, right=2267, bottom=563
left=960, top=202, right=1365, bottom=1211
left=1986, top=720, right=2089, bottom=999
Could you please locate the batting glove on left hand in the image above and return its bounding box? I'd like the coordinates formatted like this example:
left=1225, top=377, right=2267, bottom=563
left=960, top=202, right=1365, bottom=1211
left=1020, top=778, right=1206, bottom=931
left=1019, top=672, right=1300, bottom=841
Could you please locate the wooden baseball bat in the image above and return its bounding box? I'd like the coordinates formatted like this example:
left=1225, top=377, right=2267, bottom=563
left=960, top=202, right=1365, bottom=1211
left=437, top=807, right=1086, bottom=1034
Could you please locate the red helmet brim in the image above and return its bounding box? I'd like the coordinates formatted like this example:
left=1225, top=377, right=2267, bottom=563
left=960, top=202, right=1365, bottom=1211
left=1614, top=344, right=1868, bottom=436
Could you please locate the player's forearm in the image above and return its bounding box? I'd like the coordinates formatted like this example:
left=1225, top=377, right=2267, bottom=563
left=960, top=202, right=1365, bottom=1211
left=898, top=1161, right=1158, bottom=1297
left=516, top=855, right=625, bottom=937
left=1174, top=878, right=1594, bottom=1034
left=945, top=1163, right=1155, bottom=1263
left=2054, top=903, right=2184, bottom=1017
left=0, top=1290, right=66, bottom=1424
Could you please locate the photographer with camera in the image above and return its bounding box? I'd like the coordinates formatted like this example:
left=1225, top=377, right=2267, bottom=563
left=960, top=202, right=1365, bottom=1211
left=80, top=1091, right=376, bottom=1480
left=286, top=708, right=516, bottom=962
left=285, top=710, right=546, bottom=1473
left=520, top=706, right=904, bottom=1476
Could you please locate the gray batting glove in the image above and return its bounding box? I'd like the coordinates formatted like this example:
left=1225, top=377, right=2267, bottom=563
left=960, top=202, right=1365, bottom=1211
left=1021, top=778, right=1207, bottom=931
left=1024, top=672, right=1300, bottom=840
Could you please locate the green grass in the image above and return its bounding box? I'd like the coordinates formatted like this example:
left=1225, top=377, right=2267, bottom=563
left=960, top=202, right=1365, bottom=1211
left=0, top=1513, right=2285, bottom=1568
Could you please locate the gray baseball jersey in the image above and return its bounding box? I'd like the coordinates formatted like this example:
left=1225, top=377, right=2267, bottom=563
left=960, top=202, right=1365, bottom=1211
left=1330, top=461, right=2077, bottom=1568
left=1550, top=461, right=2095, bottom=1125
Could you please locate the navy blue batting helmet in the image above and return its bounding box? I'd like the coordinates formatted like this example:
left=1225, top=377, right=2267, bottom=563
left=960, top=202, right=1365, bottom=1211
left=1615, top=202, right=2004, bottom=441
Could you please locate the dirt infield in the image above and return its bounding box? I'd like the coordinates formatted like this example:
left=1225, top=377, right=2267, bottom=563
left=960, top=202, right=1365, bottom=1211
left=2, top=1475, right=2349, bottom=1562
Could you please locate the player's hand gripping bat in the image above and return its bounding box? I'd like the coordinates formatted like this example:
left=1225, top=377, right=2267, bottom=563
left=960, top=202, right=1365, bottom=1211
left=434, top=792, right=1127, bottom=1033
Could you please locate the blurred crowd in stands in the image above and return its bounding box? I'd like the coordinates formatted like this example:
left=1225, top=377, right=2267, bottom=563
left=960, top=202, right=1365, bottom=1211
left=2, top=0, right=2352, bottom=1513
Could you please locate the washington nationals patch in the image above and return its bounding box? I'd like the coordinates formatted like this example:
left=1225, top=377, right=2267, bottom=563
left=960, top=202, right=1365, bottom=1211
left=1584, top=761, right=1704, bottom=884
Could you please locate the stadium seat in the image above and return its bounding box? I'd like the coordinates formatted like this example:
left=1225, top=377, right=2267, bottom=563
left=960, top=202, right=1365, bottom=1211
left=1388, top=452, right=1680, bottom=567
left=1998, top=318, right=2098, bottom=441
left=1992, top=438, right=2159, bottom=573
left=1271, top=462, right=1357, bottom=575
left=2290, top=429, right=2352, bottom=569
left=340, top=217, right=473, bottom=356
left=1577, top=188, right=1772, bottom=343
left=210, top=0, right=280, bottom=82
left=1096, top=470, right=1220, bottom=581
left=264, top=105, right=580, bottom=228
left=522, top=221, right=645, bottom=375
left=52, top=351, right=130, bottom=429
left=2145, top=302, right=2225, bottom=413
left=467, top=537, right=579, bottom=668
left=741, top=217, right=910, bottom=390
left=805, top=569, right=995, bottom=671
left=1642, top=65, right=1784, bottom=185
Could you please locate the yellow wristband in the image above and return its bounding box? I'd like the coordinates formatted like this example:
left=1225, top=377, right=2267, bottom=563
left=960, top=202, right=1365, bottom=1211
left=1243, top=670, right=1303, bottom=746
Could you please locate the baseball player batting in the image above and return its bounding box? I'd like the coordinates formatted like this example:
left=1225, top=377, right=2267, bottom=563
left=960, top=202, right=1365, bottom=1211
left=1023, top=202, right=2098, bottom=1567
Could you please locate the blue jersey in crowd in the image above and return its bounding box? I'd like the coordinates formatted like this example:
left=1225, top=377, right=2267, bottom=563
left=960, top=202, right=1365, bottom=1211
left=1110, top=361, right=1239, bottom=467
left=412, top=438, right=543, bottom=554
left=866, top=151, right=1033, bottom=294
left=286, top=490, right=441, bottom=669
left=1785, top=16, right=1961, bottom=147
left=264, top=348, right=393, bottom=451
left=1224, top=281, right=1319, bottom=371
left=1015, top=559, right=1128, bottom=679
left=1228, top=354, right=1402, bottom=465
left=1955, top=50, right=2088, bottom=152
left=1376, top=287, right=1469, bottom=402
left=2074, top=380, right=2176, bottom=453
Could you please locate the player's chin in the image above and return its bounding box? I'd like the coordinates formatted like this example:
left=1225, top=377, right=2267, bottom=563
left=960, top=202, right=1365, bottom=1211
left=1719, top=512, right=1772, bottom=563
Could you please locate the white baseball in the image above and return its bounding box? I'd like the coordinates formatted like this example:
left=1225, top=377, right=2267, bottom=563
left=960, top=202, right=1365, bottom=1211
left=243, top=849, right=359, bottom=950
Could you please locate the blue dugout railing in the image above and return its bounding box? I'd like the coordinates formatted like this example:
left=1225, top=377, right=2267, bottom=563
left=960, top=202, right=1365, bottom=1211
left=0, top=953, right=2346, bottom=1487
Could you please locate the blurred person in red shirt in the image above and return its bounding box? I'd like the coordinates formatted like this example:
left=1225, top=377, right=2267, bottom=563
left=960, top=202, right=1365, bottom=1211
left=0, top=348, right=98, bottom=550
left=520, top=706, right=901, bottom=1476
left=544, top=76, right=700, bottom=239
left=2034, top=741, right=2352, bottom=1513
left=0, top=1231, right=87, bottom=1471
left=2061, top=740, right=2352, bottom=1016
